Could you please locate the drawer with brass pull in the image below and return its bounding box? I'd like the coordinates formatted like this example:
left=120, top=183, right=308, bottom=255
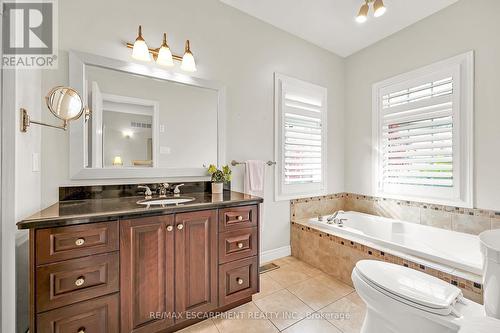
left=36, top=252, right=119, bottom=312
left=36, top=221, right=119, bottom=265
left=219, top=256, right=258, bottom=306
left=37, top=293, right=119, bottom=333
left=219, top=205, right=257, bottom=231
left=219, top=227, right=258, bottom=264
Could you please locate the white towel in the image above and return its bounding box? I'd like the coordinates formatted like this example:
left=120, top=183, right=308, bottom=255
left=244, top=160, right=265, bottom=197
left=244, top=160, right=266, bottom=237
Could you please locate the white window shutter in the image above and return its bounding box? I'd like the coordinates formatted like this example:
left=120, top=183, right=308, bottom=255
left=381, top=77, right=454, bottom=188
left=275, top=73, right=327, bottom=201
left=372, top=52, right=474, bottom=207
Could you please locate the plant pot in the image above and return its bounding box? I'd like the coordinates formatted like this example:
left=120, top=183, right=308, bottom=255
left=211, top=182, right=223, bottom=194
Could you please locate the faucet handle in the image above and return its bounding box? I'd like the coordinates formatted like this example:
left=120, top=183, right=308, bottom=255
left=173, top=184, right=185, bottom=194
left=138, top=185, right=152, bottom=197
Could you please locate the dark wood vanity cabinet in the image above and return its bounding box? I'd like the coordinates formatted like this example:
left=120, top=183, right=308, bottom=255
left=120, top=210, right=218, bottom=332
left=174, top=210, right=218, bottom=317
left=28, top=204, right=260, bottom=333
left=120, top=215, right=174, bottom=333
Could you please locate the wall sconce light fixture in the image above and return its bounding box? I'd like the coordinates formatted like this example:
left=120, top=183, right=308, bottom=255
left=356, top=0, right=386, bottom=23
left=126, top=25, right=197, bottom=72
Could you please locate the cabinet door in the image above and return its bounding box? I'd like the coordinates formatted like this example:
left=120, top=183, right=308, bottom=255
left=175, top=210, right=218, bottom=318
left=120, top=215, right=175, bottom=333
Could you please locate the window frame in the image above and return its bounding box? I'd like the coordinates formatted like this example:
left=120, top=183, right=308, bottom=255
left=274, top=73, right=328, bottom=201
left=372, top=52, right=474, bottom=208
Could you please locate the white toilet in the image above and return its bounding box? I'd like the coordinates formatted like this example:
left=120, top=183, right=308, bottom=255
left=352, top=229, right=500, bottom=333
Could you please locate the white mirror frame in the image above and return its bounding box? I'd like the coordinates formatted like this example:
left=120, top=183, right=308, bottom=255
left=68, top=50, right=226, bottom=180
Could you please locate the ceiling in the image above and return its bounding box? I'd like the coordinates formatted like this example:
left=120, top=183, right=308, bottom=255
left=220, top=0, right=459, bottom=57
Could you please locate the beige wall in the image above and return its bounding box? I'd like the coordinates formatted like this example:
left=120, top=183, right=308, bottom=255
left=344, top=0, right=500, bottom=211
left=40, top=0, right=346, bottom=255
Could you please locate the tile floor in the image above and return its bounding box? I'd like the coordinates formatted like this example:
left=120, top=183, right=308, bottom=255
left=178, top=256, right=367, bottom=333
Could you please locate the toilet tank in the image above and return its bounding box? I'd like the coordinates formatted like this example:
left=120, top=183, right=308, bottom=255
left=480, top=229, right=500, bottom=319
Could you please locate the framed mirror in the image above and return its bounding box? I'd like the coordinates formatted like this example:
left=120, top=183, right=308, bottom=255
left=68, top=50, right=225, bottom=179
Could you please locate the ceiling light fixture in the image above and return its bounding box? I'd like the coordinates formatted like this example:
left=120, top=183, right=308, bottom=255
left=356, top=2, right=369, bottom=23
left=126, top=26, right=196, bottom=72
left=356, top=0, right=386, bottom=23
left=373, top=0, right=387, bottom=17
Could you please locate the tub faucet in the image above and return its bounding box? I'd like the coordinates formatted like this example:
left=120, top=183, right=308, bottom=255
left=336, top=218, right=347, bottom=227
left=327, top=210, right=345, bottom=223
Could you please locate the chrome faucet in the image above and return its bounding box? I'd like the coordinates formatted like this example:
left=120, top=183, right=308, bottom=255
left=173, top=184, right=184, bottom=196
left=158, top=183, right=170, bottom=197
left=327, top=210, right=345, bottom=224
left=138, top=185, right=152, bottom=199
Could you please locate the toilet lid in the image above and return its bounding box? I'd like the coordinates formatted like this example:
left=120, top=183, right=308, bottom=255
left=355, top=260, right=462, bottom=312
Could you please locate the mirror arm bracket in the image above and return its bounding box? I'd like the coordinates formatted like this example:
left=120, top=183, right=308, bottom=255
left=20, top=108, right=68, bottom=132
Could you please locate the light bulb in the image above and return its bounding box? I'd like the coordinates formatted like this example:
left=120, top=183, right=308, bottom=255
left=373, top=0, right=386, bottom=17
left=132, top=25, right=151, bottom=62
left=113, top=156, right=123, bottom=166
left=156, top=33, right=174, bottom=67
left=356, top=3, right=369, bottom=23
left=181, top=40, right=197, bottom=72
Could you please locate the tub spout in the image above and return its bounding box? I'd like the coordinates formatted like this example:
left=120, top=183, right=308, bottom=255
left=327, top=210, right=345, bottom=223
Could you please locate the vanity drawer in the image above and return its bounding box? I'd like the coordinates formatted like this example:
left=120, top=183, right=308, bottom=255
left=219, top=227, right=258, bottom=264
left=219, top=256, right=259, bottom=306
left=37, top=293, right=119, bottom=333
left=219, top=205, right=258, bottom=231
left=36, top=252, right=119, bottom=312
left=36, top=221, right=119, bottom=265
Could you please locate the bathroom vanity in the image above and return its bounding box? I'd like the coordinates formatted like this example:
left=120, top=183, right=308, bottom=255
left=18, top=188, right=262, bottom=333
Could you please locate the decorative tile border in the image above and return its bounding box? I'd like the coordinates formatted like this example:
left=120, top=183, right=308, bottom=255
left=291, top=192, right=500, bottom=219
left=291, top=221, right=483, bottom=304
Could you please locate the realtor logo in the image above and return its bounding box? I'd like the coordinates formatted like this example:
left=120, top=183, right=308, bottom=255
left=2, top=0, right=58, bottom=68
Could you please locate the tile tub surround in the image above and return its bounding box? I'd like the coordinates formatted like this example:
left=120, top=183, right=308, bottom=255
left=290, top=220, right=483, bottom=304
left=291, top=193, right=500, bottom=235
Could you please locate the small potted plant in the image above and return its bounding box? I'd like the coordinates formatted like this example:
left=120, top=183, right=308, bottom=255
left=207, top=164, right=231, bottom=194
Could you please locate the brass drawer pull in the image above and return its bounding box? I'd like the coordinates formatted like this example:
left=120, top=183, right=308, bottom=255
left=166, top=225, right=173, bottom=232
left=75, top=276, right=85, bottom=287
left=78, top=327, right=86, bottom=333
left=236, top=278, right=244, bottom=285
left=75, top=238, right=85, bottom=246
left=237, top=242, right=244, bottom=249
left=237, top=216, right=243, bottom=221
left=177, top=224, right=184, bottom=230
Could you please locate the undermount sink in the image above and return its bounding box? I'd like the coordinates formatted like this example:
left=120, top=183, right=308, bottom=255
left=137, top=197, right=195, bottom=207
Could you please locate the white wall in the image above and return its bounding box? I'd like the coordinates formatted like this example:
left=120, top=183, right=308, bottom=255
left=344, top=0, right=500, bottom=210
left=1, top=68, right=42, bottom=332
left=40, top=0, right=345, bottom=255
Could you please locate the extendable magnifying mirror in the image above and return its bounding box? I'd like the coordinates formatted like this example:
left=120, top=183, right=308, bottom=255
left=20, top=86, right=91, bottom=132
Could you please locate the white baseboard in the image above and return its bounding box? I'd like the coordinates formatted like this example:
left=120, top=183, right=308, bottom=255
left=260, top=245, right=291, bottom=264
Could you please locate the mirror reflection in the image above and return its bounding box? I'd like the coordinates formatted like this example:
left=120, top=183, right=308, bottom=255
left=46, top=87, right=84, bottom=121
left=84, top=65, right=218, bottom=169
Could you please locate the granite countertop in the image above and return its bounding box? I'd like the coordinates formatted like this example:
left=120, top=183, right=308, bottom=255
left=17, top=191, right=263, bottom=230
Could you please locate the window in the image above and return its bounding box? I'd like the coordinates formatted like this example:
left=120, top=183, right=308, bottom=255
left=275, top=73, right=327, bottom=200
left=372, top=52, right=474, bottom=207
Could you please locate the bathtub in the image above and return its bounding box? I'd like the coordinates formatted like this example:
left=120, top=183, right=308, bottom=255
left=309, top=211, right=483, bottom=275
